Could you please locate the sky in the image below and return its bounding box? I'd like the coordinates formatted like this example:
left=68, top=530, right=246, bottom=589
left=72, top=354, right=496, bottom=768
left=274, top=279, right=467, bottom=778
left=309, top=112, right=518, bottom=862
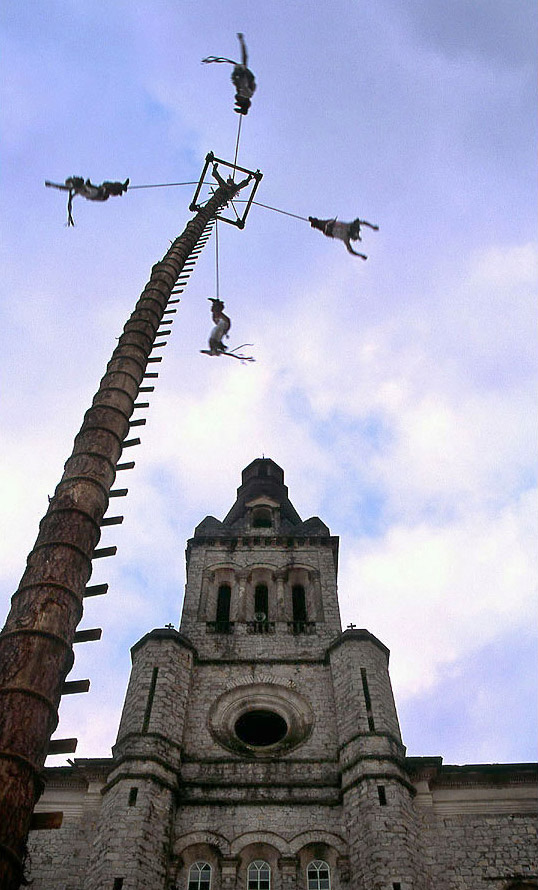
left=0, top=0, right=536, bottom=768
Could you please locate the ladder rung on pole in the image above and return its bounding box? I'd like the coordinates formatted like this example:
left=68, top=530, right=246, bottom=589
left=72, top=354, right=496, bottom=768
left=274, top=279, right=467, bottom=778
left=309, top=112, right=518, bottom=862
left=84, top=584, right=109, bottom=597
left=92, top=546, right=117, bottom=559
left=48, top=738, right=78, bottom=755
left=62, top=679, right=90, bottom=695
left=74, top=628, right=102, bottom=643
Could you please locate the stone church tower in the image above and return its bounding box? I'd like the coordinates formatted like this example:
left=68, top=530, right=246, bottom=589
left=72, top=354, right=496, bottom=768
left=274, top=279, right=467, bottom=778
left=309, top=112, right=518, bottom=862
left=27, top=458, right=538, bottom=890
left=85, top=456, right=424, bottom=890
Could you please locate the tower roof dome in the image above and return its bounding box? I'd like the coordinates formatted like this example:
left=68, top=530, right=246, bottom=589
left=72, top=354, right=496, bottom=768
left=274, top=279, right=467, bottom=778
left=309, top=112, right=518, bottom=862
left=223, top=458, right=302, bottom=526
left=192, top=458, right=331, bottom=539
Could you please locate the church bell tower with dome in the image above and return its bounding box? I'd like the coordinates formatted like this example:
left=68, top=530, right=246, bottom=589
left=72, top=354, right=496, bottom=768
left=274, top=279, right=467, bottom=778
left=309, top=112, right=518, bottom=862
left=26, top=459, right=538, bottom=890
left=84, top=457, right=428, bottom=890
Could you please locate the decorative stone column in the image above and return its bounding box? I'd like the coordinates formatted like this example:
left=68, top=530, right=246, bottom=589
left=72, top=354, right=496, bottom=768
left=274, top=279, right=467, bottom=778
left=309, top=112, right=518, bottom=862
left=220, top=856, right=239, bottom=890
left=279, top=856, right=298, bottom=890
left=275, top=570, right=287, bottom=622
left=236, top=571, right=249, bottom=622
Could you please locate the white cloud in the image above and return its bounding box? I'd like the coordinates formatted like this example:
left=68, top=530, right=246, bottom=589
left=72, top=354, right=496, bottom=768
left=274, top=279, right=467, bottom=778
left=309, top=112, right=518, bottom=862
left=339, top=487, right=537, bottom=696
left=1, top=1, right=536, bottom=765
left=371, top=384, right=535, bottom=519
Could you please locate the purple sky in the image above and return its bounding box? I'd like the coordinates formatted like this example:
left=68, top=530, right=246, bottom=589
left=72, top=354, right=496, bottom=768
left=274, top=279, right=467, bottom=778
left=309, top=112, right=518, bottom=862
left=0, top=0, right=536, bottom=766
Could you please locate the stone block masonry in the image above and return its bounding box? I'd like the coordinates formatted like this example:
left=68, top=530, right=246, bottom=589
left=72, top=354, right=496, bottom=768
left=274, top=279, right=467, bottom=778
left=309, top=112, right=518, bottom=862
left=25, top=461, right=538, bottom=890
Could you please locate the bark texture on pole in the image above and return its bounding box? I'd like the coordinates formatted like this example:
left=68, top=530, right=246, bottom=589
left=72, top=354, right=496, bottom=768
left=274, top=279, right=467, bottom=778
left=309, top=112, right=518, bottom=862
left=0, top=184, right=234, bottom=890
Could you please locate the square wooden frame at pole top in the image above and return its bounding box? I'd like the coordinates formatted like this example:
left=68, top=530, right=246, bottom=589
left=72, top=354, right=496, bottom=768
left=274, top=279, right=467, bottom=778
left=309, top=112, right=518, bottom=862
left=190, top=152, right=263, bottom=229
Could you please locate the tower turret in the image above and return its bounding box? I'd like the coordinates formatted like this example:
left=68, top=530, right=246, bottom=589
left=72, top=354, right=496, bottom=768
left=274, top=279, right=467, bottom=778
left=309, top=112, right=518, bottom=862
left=328, top=629, right=430, bottom=888
left=180, top=457, right=341, bottom=655
left=84, top=629, right=195, bottom=890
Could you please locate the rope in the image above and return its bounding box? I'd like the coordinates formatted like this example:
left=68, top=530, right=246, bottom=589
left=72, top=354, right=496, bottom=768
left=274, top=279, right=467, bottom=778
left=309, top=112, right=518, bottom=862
left=67, top=191, right=75, bottom=227
left=252, top=201, right=309, bottom=221
left=121, top=178, right=313, bottom=225
left=127, top=181, right=207, bottom=190
left=215, top=218, right=220, bottom=297
left=234, top=198, right=309, bottom=222
left=233, top=115, right=243, bottom=177
left=229, top=198, right=241, bottom=222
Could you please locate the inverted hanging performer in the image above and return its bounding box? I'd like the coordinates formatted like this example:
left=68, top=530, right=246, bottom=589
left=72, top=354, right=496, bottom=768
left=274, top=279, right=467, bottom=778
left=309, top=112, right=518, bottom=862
left=202, top=32, right=256, bottom=115
left=204, top=298, right=231, bottom=355
left=200, top=298, right=254, bottom=363
left=45, top=176, right=130, bottom=226
left=308, top=215, right=379, bottom=259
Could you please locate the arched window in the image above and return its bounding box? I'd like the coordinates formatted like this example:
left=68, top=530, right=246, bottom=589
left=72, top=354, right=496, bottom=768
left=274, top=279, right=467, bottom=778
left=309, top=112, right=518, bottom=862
left=254, top=583, right=269, bottom=619
left=248, top=861, right=271, bottom=890
left=252, top=506, right=272, bottom=528
left=292, top=584, right=307, bottom=623
left=216, top=584, right=231, bottom=624
left=188, top=862, right=211, bottom=890
left=307, top=860, right=330, bottom=890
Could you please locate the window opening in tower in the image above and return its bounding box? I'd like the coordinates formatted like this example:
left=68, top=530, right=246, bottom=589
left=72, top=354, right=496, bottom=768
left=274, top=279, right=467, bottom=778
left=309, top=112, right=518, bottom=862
left=307, top=861, right=331, bottom=890
left=248, top=862, right=271, bottom=890
left=235, top=710, right=287, bottom=747
left=216, top=584, right=232, bottom=632
left=254, top=583, right=269, bottom=620
left=292, top=584, right=307, bottom=634
left=252, top=506, right=272, bottom=528
left=188, top=862, right=212, bottom=890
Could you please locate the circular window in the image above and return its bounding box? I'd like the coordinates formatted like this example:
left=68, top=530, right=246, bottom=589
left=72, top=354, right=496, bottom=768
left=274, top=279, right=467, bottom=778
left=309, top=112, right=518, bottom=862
left=209, top=682, right=314, bottom=757
left=235, top=709, right=288, bottom=746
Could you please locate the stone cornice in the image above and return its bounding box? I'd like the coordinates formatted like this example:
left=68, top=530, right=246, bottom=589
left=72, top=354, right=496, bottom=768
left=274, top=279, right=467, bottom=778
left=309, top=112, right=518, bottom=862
left=341, top=770, right=417, bottom=797
left=196, top=657, right=327, bottom=666
left=40, top=758, right=113, bottom=786
left=188, top=534, right=338, bottom=550
left=407, top=757, right=538, bottom=787
left=338, top=729, right=405, bottom=755
left=113, top=731, right=183, bottom=757
left=130, top=627, right=197, bottom=659
left=326, top=628, right=390, bottom=661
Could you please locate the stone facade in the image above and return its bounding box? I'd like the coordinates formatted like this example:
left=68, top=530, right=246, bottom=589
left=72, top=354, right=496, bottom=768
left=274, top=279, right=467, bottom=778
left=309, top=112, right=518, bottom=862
left=27, top=459, right=538, bottom=890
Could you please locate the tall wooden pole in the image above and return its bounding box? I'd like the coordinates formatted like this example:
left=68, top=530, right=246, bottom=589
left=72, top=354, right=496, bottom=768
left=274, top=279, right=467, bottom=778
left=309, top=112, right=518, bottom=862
left=0, top=183, right=235, bottom=890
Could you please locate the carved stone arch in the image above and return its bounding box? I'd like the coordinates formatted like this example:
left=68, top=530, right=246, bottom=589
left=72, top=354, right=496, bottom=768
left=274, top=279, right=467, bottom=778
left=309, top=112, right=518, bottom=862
left=289, top=832, right=347, bottom=856
left=283, top=565, right=323, bottom=624
left=285, top=562, right=320, bottom=576
left=244, top=565, right=277, bottom=621
left=200, top=562, right=241, bottom=622
left=250, top=503, right=276, bottom=530
left=230, top=831, right=291, bottom=856
left=245, top=562, right=278, bottom=577
left=174, top=831, right=231, bottom=857
left=245, top=494, right=280, bottom=532
left=205, top=561, right=242, bottom=573
left=171, top=833, right=231, bottom=889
